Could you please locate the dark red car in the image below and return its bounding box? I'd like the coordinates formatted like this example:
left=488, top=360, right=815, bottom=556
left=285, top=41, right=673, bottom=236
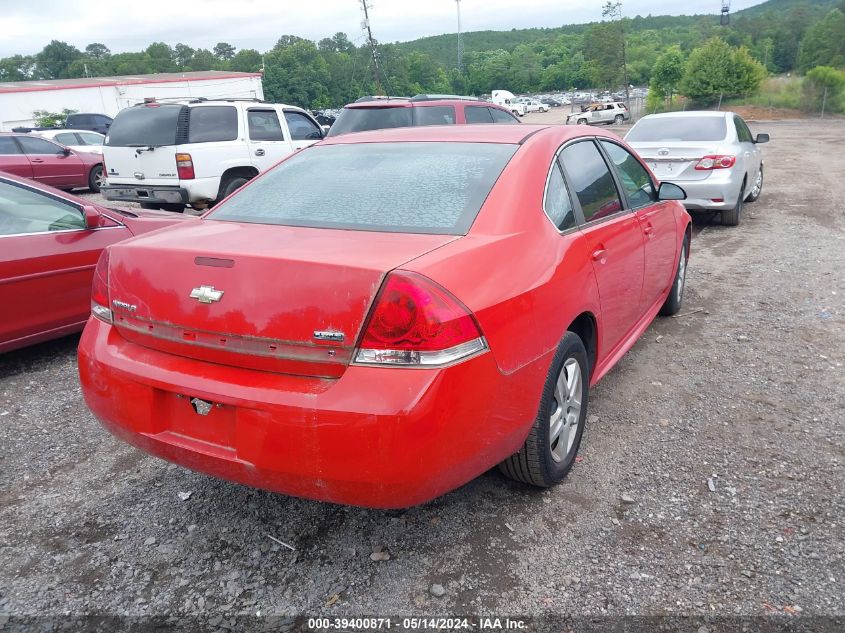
left=327, top=94, right=521, bottom=136
left=0, top=133, right=105, bottom=192
left=79, top=125, right=691, bottom=508
left=0, top=172, right=193, bottom=353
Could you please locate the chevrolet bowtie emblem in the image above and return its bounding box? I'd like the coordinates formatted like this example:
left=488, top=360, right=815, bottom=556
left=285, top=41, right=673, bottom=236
left=189, top=285, right=224, bottom=304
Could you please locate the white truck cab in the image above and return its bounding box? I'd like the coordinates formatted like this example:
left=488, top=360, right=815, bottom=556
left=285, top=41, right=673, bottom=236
left=101, top=98, right=324, bottom=211
left=491, top=90, right=526, bottom=117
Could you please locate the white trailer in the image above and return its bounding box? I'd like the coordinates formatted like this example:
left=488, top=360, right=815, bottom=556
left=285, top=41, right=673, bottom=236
left=0, top=71, right=264, bottom=131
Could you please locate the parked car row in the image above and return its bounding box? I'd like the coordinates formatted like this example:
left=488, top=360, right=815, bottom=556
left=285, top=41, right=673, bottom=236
left=2, top=95, right=768, bottom=509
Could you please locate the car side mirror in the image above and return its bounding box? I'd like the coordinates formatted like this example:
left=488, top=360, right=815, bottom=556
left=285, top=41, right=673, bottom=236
left=658, top=182, right=687, bottom=201
left=61, top=147, right=72, bottom=156
left=755, top=133, right=769, bottom=144
left=82, top=205, right=101, bottom=228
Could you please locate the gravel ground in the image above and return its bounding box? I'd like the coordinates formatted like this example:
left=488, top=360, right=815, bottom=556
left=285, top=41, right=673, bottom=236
left=1, top=119, right=843, bottom=630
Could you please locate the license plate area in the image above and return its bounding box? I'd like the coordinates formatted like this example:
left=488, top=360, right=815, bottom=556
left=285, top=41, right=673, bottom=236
left=159, top=390, right=235, bottom=447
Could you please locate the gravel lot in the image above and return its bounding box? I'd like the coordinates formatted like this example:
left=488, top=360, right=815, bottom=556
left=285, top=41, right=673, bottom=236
left=1, top=118, right=843, bottom=630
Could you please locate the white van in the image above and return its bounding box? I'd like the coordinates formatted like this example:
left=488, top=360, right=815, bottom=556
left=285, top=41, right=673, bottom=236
left=101, top=99, right=324, bottom=211
left=491, top=90, right=526, bottom=117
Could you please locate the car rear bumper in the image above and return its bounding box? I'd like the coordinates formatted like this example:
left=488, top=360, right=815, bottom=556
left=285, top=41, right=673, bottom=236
left=662, top=174, right=743, bottom=211
left=78, top=318, right=544, bottom=508
left=101, top=184, right=188, bottom=205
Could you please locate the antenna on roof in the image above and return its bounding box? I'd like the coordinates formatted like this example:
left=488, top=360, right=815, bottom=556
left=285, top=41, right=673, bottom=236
left=720, top=0, right=730, bottom=26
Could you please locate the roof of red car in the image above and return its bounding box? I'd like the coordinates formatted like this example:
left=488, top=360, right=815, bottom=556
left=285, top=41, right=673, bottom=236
left=322, top=124, right=554, bottom=145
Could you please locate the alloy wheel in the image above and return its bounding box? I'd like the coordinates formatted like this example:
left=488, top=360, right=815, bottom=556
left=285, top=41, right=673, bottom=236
left=549, top=358, right=583, bottom=462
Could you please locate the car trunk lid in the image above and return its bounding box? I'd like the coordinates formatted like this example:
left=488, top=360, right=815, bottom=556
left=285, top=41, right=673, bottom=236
left=108, top=221, right=457, bottom=378
left=632, top=142, right=722, bottom=182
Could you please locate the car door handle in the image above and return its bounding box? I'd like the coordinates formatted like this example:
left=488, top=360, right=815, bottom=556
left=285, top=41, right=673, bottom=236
left=591, top=247, right=608, bottom=263
left=642, top=222, right=655, bottom=238
left=255, top=149, right=265, bottom=156
left=31, top=158, right=44, bottom=163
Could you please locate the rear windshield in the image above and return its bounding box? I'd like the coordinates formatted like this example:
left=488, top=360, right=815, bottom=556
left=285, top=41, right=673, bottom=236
left=208, top=142, right=518, bottom=235
left=106, top=105, right=182, bottom=147
left=327, top=107, right=413, bottom=136
left=626, top=116, right=727, bottom=142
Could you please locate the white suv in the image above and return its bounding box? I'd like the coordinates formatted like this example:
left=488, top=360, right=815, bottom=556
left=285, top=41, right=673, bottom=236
left=515, top=97, right=549, bottom=113
left=566, top=102, right=631, bottom=126
left=101, top=99, right=324, bottom=211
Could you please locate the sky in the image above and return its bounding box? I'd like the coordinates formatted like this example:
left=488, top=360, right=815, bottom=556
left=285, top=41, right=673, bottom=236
left=0, top=0, right=766, bottom=58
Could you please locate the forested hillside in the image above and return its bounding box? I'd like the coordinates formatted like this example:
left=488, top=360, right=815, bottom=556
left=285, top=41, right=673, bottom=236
left=1, top=0, right=843, bottom=109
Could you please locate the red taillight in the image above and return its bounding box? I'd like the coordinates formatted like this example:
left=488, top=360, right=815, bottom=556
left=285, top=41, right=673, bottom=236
left=91, top=248, right=112, bottom=322
left=695, top=155, right=736, bottom=170
left=355, top=271, right=486, bottom=366
left=176, top=153, right=195, bottom=179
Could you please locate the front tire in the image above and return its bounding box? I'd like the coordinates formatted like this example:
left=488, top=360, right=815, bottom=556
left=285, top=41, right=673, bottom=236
left=660, top=238, right=688, bottom=316
left=614, top=114, right=624, bottom=124
left=577, top=118, right=588, bottom=125
left=499, top=332, right=589, bottom=487
left=88, top=165, right=105, bottom=193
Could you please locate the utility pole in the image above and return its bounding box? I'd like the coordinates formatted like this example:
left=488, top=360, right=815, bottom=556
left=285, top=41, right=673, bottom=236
left=360, top=0, right=384, bottom=94
left=721, top=0, right=731, bottom=26
left=455, top=0, right=464, bottom=71
left=603, top=2, right=629, bottom=105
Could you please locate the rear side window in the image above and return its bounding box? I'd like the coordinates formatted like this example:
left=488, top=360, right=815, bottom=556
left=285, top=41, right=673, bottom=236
left=0, top=138, right=22, bottom=154
left=284, top=111, right=322, bottom=140
left=465, top=106, right=494, bottom=124
left=78, top=132, right=104, bottom=145
left=54, top=133, right=78, bottom=145
left=412, top=106, right=456, bottom=126
left=600, top=141, right=656, bottom=210
left=544, top=164, right=576, bottom=231
left=490, top=108, right=519, bottom=123
left=209, top=142, right=517, bottom=235
left=106, top=105, right=183, bottom=147
left=560, top=141, right=623, bottom=223
left=626, top=116, right=727, bottom=143
left=248, top=110, right=285, bottom=141
left=188, top=106, right=238, bottom=143
left=327, top=107, right=413, bottom=137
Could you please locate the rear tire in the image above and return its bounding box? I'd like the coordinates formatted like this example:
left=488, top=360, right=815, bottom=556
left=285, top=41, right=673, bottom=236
left=219, top=176, right=250, bottom=201
left=577, top=118, right=588, bottom=125
left=614, top=114, right=624, bottom=124
left=499, top=332, right=589, bottom=487
left=88, top=165, right=105, bottom=193
left=745, top=166, right=763, bottom=202
left=660, top=238, right=688, bottom=316
left=721, top=181, right=745, bottom=226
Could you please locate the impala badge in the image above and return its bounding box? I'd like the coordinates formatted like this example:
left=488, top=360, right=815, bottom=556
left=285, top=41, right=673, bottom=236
left=313, top=330, right=345, bottom=342
left=190, top=285, right=224, bottom=304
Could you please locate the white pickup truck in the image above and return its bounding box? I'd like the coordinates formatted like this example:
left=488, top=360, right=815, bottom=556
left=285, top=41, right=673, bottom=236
left=101, top=99, right=324, bottom=211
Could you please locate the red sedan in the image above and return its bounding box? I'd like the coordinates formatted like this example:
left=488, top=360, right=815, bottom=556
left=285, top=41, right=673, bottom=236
left=0, top=172, right=194, bottom=353
left=0, top=133, right=105, bottom=192
left=78, top=125, right=691, bottom=508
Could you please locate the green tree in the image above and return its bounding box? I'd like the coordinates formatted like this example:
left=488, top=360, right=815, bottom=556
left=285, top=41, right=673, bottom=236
left=32, top=108, right=77, bottom=127
left=146, top=42, right=175, bottom=73
left=213, top=42, right=237, bottom=61
left=36, top=40, right=82, bottom=79
left=799, top=9, right=845, bottom=71
left=680, top=38, right=766, bottom=104
left=648, top=45, right=685, bottom=110
left=0, top=55, right=36, bottom=81
left=263, top=39, right=330, bottom=107
left=190, top=49, right=217, bottom=71
left=174, top=44, right=195, bottom=68
left=229, top=49, right=262, bottom=72
left=85, top=43, right=110, bottom=60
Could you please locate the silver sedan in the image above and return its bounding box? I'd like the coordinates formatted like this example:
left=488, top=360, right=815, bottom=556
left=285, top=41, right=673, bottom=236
left=625, top=111, right=768, bottom=226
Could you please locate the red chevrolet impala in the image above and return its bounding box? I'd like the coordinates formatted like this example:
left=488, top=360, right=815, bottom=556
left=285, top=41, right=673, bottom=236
left=78, top=125, right=691, bottom=508
left=0, top=172, right=194, bottom=353
left=0, top=133, right=105, bottom=192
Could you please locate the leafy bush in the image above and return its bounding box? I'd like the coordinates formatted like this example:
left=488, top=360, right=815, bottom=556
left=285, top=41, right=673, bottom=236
left=32, top=108, right=77, bottom=128
left=803, top=65, right=845, bottom=112
left=680, top=38, right=766, bottom=105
